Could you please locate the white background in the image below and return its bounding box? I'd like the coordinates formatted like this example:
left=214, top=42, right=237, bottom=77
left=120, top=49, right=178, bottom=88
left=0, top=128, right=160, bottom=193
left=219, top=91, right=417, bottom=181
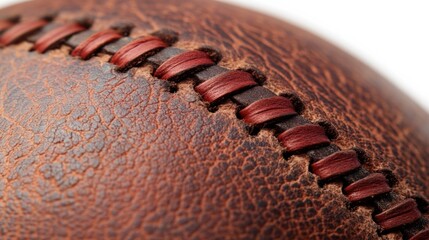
left=1, top=0, right=428, bottom=112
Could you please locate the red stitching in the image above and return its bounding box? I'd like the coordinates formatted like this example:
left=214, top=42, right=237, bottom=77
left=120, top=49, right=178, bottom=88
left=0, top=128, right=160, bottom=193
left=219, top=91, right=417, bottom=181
left=239, top=96, right=297, bottom=125
left=277, top=124, right=330, bottom=152
left=0, top=19, right=49, bottom=47
left=311, top=150, right=361, bottom=180
left=72, top=29, right=123, bottom=60
left=110, top=36, right=168, bottom=70
left=375, top=199, right=422, bottom=230
left=195, top=70, right=257, bottom=103
left=154, top=50, right=214, bottom=80
left=33, top=23, right=87, bottom=53
left=344, top=173, right=391, bottom=202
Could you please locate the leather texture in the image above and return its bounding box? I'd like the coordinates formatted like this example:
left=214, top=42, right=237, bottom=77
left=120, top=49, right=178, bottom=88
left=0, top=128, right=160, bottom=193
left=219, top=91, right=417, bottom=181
left=0, top=0, right=428, bottom=239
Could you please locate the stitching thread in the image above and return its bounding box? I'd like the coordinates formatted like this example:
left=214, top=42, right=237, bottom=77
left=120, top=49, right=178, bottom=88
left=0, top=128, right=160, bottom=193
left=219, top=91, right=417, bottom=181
left=0, top=19, right=50, bottom=46
left=311, top=150, right=361, bottom=180
left=154, top=50, right=215, bottom=80
left=110, top=36, right=168, bottom=70
left=239, top=96, right=296, bottom=125
left=32, top=22, right=87, bottom=53
left=72, top=29, right=123, bottom=59
left=0, top=16, right=428, bottom=239
left=195, top=70, right=257, bottom=103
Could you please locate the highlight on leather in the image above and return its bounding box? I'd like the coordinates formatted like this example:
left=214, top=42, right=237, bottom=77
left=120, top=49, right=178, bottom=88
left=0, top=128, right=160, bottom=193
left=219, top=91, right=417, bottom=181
left=374, top=199, right=422, bottom=230
left=343, top=173, right=391, bottom=202
left=0, top=19, right=49, bottom=47
left=154, top=50, right=214, bottom=80
left=239, top=96, right=297, bottom=125
left=311, top=150, right=361, bottom=180
left=0, top=19, right=15, bottom=33
left=277, top=124, right=330, bottom=152
left=195, top=70, right=258, bottom=103
left=110, top=36, right=167, bottom=70
left=33, top=23, right=87, bottom=53
left=72, top=29, right=123, bottom=60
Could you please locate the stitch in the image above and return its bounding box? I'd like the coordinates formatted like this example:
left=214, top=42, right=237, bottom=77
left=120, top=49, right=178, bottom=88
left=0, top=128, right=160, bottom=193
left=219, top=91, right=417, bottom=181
left=343, top=173, right=391, bottom=202
left=154, top=50, right=215, bottom=81
left=0, top=17, right=428, bottom=239
left=233, top=93, right=297, bottom=135
left=375, top=199, right=422, bottom=230
left=277, top=124, right=330, bottom=152
left=239, top=96, right=297, bottom=125
left=110, top=36, right=168, bottom=71
left=0, top=19, right=49, bottom=47
left=311, top=150, right=361, bottom=180
left=32, top=23, right=87, bottom=53
left=195, top=70, right=258, bottom=104
left=72, top=29, right=123, bottom=60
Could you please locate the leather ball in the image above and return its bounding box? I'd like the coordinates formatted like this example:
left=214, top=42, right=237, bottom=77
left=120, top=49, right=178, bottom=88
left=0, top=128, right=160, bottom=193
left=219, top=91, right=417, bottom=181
left=0, top=0, right=428, bottom=239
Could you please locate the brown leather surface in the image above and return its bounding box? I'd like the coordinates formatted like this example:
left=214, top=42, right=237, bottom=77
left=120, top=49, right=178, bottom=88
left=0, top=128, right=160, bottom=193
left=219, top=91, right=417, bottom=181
left=0, top=0, right=428, bottom=239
